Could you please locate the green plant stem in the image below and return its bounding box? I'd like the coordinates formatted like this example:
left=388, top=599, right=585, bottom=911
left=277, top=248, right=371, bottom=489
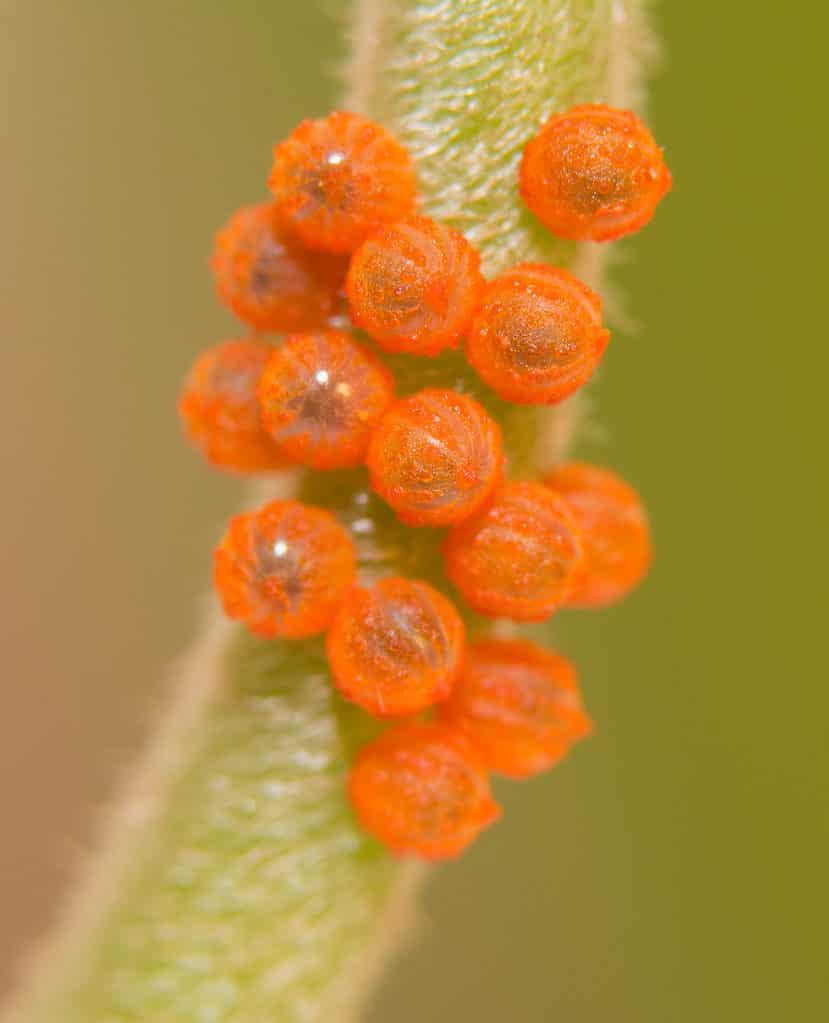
left=4, top=2, right=650, bottom=1021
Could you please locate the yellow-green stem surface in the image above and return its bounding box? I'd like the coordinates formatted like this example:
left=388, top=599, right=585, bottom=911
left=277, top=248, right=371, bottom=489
left=6, top=2, right=647, bottom=1020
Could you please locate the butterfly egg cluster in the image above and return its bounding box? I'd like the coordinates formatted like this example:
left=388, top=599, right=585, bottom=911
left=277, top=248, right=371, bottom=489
left=179, top=106, right=670, bottom=859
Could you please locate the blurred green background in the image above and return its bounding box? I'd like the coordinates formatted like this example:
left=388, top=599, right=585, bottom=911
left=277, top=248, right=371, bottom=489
left=1, top=2, right=825, bottom=1020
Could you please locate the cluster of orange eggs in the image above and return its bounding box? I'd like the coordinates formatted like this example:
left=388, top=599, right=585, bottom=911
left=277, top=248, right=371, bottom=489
left=179, top=106, right=670, bottom=859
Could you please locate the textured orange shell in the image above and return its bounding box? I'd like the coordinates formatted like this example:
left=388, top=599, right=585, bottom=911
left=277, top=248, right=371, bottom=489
left=326, top=576, right=465, bottom=718
left=439, top=638, right=593, bottom=778
left=178, top=338, right=287, bottom=474
left=348, top=721, right=500, bottom=859
left=257, top=330, right=395, bottom=470
left=444, top=481, right=584, bottom=621
left=520, top=104, right=672, bottom=242
left=214, top=499, right=356, bottom=639
left=466, top=263, right=610, bottom=405
left=268, top=112, right=417, bottom=254
left=544, top=462, right=652, bottom=607
left=346, top=215, right=484, bottom=356
left=366, top=389, right=503, bottom=527
left=210, top=201, right=346, bottom=331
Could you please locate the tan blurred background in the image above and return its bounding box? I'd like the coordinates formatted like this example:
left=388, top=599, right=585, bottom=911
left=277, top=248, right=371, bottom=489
left=1, top=2, right=826, bottom=1020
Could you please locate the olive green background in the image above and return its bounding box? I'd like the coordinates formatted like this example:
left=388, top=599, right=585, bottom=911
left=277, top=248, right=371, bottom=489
left=1, top=3, right=825, bottom=1021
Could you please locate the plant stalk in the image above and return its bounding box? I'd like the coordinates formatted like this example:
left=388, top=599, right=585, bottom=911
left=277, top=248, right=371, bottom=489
left=3, top=2, right=650, bottom=1020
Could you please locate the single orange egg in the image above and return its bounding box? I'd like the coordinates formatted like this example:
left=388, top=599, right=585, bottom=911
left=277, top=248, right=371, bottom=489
left=326, top=576, right=465, bottom=717
left=257, top=330, right=395, bottom=470
left=178, top=338, right=287, bottom=474
left=520, top=104, right=672, bottom=242
left=214, top=499, right=356, bottom=638
left=544, top=462, right=652, bottom=607
left=465, top=263, right=610, bottom=405
left=348, top=721, right=500, bottom=859
left=210, top=202, right=347, bottom=331
left=366, top=389, right=503, bottom=527
left=346, top=215, right=484, bottom=356
left=443, top=481, right=584, bottom=620
left=268, top=112, right=417, bottom=253
left=439, top=638, right=593, bottom=778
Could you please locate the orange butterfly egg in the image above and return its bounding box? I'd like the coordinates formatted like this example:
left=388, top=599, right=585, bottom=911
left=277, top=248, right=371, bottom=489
left=348, top=721, right=500, bottom=859
left=439, top=638, right=593, bottom=779
left=520, top=104, right=672, bottom=242
left=178, top=338, right=287, bottom=474
left=257, top=330, right=395, bottom=470
left=444, top=481, right=584, bottom=620
left=268, top=112, right=417, bottom=254
left=210, top=202, right=347, bottom=332
left=466, top=263, right=609, bottom=405
left=326, top=576, right=465, bottom=717
left=346, top=215, right=484, bottom=356
left=214, top=499, right=356, bottom=639
left=544, top=462, right=652, bottom=607
left=366, top=388, right=502, bottom=527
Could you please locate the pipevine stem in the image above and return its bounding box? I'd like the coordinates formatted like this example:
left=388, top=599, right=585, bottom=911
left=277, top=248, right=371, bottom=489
left=4, top=2, right=651, bottom=1021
